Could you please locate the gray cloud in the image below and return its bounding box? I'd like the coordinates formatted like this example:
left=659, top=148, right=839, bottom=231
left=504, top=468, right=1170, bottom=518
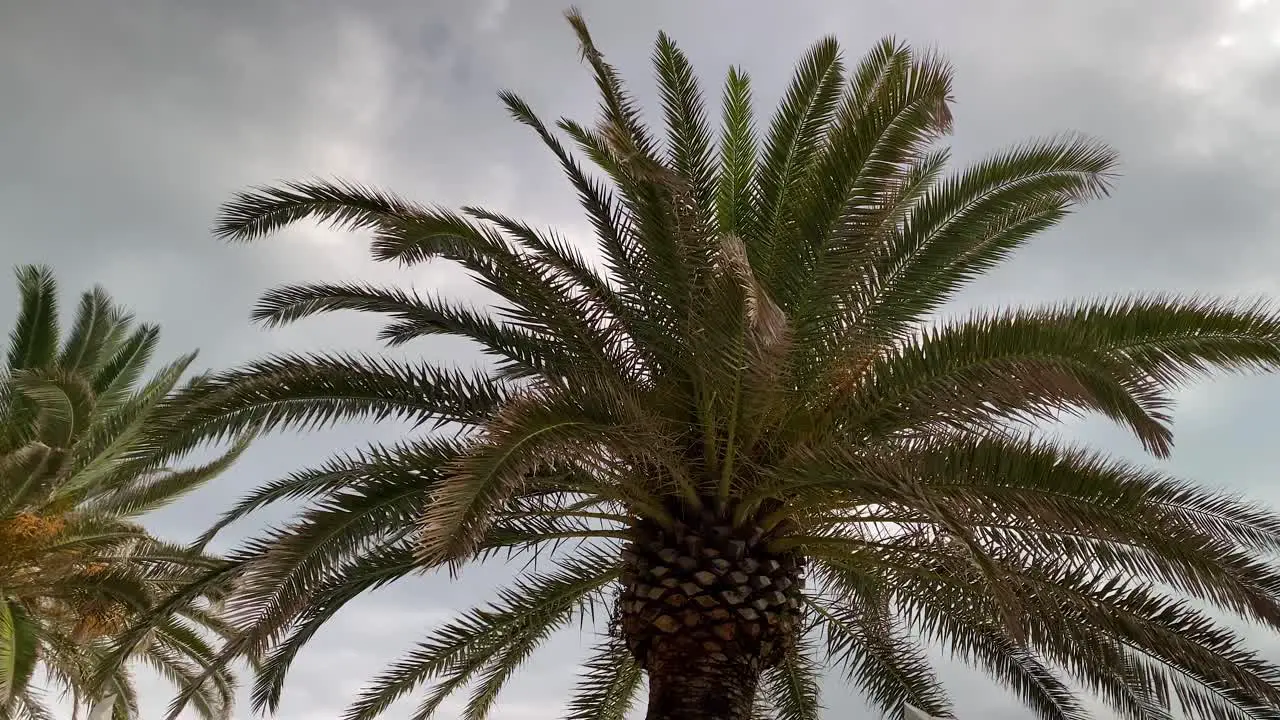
left=5, top=0, right=1280, bottom=717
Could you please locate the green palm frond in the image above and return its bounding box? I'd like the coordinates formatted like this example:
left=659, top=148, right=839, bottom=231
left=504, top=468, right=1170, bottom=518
left=186, top=447, right=625, bottom=711
left=0, top=689, right=55, bottom=720
left=759, top=625, right=823, bottom=720
left=0, top=601, right=39, bottom=702
left=194, top=436, right=464, bottom=549
left=936, top=621, right=1086, bottom=720
left=837, top=296, right=1280, bottom=456
left=213, top=179, right=411, bottom=242
left=554, top=116, right=694, bottom=371
left=219, top=182, right=638, bottom=388
left=232, top=542, right=419, bottom=715
left=83, top=430, right=255, bottom=518
left=56, top=287, right=119, bottom=374
left=224, top=477, right=431, bottom=655
left=6, top=266, right=59, bottom=372
left=186, top=11, right=1280, bottom=720
left=499, top=92, right=663, bottom=375
left=777, top=38, right=953, bottom=326
left=565, top=636, right=644, bottom=720
left=855, top=135, right=1117, bottom=345
left=715, top=66, right=757, bottom=244
left=807, top=596, right=949, bottom=718
left=251, top=281, right=584, bottom=379
left=417, top=388, right=651, bottom=566
left=562, top=8, right=661, bottom=171
left=90, top=323, right=160, bottom=408
left=152, top=352, right=508, bottom=453
left=9, top=368, right=96, bottom=450
left=653, top=31, right=716, bottom=223
left=340, top=550, right=617, bottom=720
left=752, top=37, right=843, bottom=274
left=66, top=351, right=197, bottom=488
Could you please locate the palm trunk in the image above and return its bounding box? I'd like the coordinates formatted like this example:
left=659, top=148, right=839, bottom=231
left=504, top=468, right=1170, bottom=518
left=643, top=638, right=761, bottom=720
left=621, top=513, right=805, bottom=719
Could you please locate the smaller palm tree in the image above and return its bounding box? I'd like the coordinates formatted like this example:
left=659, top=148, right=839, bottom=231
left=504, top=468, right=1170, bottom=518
left=0, top=265, right=250, bottom=720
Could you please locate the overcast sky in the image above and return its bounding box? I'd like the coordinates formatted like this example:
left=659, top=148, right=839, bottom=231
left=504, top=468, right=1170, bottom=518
left=4, top=1, right=1280, bottom=718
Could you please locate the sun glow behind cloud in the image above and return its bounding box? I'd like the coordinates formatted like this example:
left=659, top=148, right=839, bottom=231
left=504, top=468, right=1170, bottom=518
left=1161, top=0, right=1280, bottom=157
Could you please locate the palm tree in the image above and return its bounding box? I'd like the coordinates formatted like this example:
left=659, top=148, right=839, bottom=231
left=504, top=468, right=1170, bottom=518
left=158, top=11, right=1280, bottom=720
left=0, top=265, right=249, bottom=720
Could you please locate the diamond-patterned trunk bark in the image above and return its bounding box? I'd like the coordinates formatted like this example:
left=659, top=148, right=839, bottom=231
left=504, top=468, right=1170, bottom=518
left=618, top=514, right=806, bottom=720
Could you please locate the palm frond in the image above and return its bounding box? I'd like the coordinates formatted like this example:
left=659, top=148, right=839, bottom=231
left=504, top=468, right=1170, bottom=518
left=242, top=542, right=419, bottom=713
left=497, top=93, right=652, bottom=357
left=89, top=323, right=159, bottom=409
left=752, top=37, right=843, bottom=276
left=10, top=368, right=96, bottom=451
left=54, top=288, right=118, bottom=374
left=0, top=601, right=38, bottom=702
left=342, top=549, right=618, bottom=720
left=759, top=625, right=823, bottom=720
left=253, top=280, right=594, bottom=381
left=214, top=179, right=415, bottom=243
left=856, top=134, right=1117, bottom=342
left=715, top=66, right=758, bottom=244
left=417, top=389, right=636, bottom=567
left=141, top=644, right=225, bottom=720
left=653, top=31, right=716, bottom=221
left=807, top=596, right=950, bottom=718
left=778, top=38, right=953, bottom=322
left=223, top=472, right=433, bottom=667
left=195, top=436, right=463, bottom=548
left=843, top=310, right=1177, bottom=454
left=562, top=8, right=661, bottom=166
left=6, top=266, right=59, bottom=371
left=564, top=635, right=644, bottom=720
left=83, top=430, right=255, bottom=517
left=846, top=296, right=1280, bottom=454
left=68, top=350, right=197, bottom=481
left=0, top=688, right=55, bottom=720
left=154, top=353, right=508, bottom=452
left=934, top=620, right=1086, bottom=720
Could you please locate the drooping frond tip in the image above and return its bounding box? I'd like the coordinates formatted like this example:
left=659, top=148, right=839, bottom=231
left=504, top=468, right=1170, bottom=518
left=212, top=179, right=420, bottom=245
left=564, top=7, right=601, bottom=63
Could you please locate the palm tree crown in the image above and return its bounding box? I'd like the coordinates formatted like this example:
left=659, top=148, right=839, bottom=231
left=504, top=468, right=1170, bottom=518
left=0, top=266, right=247, bottom=720
left=163, top=11, right=1280, bottom=720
